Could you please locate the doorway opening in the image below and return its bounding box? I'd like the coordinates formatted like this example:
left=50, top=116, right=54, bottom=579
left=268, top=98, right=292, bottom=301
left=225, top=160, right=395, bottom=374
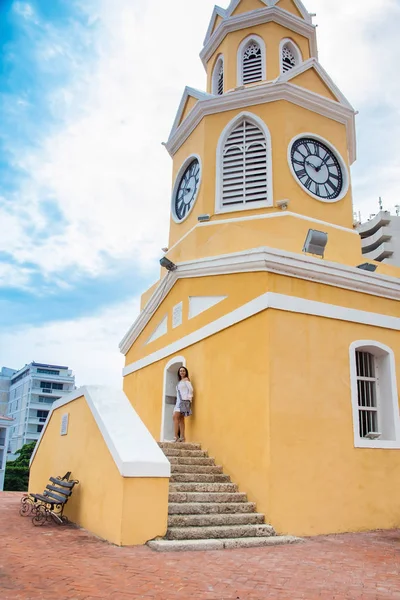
left=161, top=356, right=186, bottom=442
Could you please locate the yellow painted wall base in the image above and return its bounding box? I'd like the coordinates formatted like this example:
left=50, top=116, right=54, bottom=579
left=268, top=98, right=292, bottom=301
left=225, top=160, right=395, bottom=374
left=29, top=395, right=169, bottom=546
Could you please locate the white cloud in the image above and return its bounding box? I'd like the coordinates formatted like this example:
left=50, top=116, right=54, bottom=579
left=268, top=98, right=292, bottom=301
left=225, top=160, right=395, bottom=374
left=3, top=0, right=400, bottom=282
left=0, top=297, right=140, bottom=388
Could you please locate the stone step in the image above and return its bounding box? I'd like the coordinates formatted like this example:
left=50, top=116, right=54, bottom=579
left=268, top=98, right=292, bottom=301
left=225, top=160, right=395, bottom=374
left=168, top=512, right=265, bottom=528
left=168, top=502, right=257, bottom=515
left=171, top=464, right=223, bottom=474
left=170, top=483, right=238, bottom=493
left=148, top=536, right=302, bottom=553
left=170, top=473, right=231, bottom=484
left=162, top=449, right=208, bottom=458
left=159, top=442, right=201, bottom=451
left=169, top=457, right=215, bottom=466
left=169, top=492, right=248, bottom=504
left=165, top=523, right=275, bottom=541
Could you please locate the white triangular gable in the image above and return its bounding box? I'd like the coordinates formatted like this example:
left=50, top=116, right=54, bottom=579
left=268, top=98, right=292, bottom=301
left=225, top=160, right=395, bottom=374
left=203, top=5, right=227, bottom=45
left=278, top=58, right=354, bottom=110
left=189, top=296, right=227, bottom=319
left=225, top=0, right=311, bottom=22
left=169, top=86, right=213, bottom=141
left=146, top=315, right=168, bottom=344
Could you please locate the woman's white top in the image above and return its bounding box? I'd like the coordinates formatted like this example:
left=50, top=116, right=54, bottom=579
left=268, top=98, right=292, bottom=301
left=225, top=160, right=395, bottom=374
left=177, top=380, right=193, bottom=401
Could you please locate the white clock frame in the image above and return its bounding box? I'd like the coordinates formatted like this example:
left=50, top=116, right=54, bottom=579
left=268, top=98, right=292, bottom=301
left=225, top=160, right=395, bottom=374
left=287, top=133, right=350, bottom=203
left=171, top=154, right=202, bottom=224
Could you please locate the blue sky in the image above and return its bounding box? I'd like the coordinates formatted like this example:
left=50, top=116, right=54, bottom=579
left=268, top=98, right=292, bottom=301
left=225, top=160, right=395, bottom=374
left=0, top=0, right=400, bottom=386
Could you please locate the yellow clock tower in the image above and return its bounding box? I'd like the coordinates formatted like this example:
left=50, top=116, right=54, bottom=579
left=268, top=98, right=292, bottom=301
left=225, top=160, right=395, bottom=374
left=120, top=0, right=400, bottom=540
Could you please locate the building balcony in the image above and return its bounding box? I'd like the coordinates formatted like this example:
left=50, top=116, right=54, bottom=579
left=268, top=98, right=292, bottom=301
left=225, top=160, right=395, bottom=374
left=27, top=418, right=48, bottom=426
left=361, top=227, right=392, bottom=253
left=358, top=211, right=392, bottom=238
left=362, top=242, right=394, bottom=263
left=31, top=388, right=72, bottom=396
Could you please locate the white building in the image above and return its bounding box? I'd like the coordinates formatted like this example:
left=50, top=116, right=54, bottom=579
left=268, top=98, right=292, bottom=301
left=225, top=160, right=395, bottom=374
left=0, top=415, right=13, bottom=490
left=2, top=362, right=75, bottom=457
left=0, top=367, right=16, bottom=415
left=358, top=211, right=400, bottom=267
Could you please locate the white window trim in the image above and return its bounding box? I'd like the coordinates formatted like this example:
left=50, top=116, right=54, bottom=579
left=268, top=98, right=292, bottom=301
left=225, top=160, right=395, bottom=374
left=212, top=55, right=224, bottom=95
left=287, top=132, right=350, bottom=203
left=171, top=154, right=202, bottom=224
left=349, top=340, right=400, bottom=449
left=215, top=111, right=273, bottom=214
left=237, top=34, right=266, bottom=86
left=279, top=38, right=302, bottom=74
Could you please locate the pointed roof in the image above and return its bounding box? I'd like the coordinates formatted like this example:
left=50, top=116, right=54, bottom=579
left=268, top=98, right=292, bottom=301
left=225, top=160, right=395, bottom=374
left=225, top=0, right=311, bottom=21
left=201, top=1, right=316, bottom=66
left=203, top=5, right=227, bottom=45
left=278, top=58, right=354, bottom=110
left=169, top=86, right=213, bottom=141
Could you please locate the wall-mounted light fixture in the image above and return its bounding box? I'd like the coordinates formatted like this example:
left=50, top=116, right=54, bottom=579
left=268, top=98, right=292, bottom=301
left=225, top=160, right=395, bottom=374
left=160, top=257, right=177, bottom=272
left=303, top=229, right=328, bottom=258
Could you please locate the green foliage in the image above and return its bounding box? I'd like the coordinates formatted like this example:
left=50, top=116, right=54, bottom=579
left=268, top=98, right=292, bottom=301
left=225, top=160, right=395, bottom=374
left=4, top=442, right=36, bottom=492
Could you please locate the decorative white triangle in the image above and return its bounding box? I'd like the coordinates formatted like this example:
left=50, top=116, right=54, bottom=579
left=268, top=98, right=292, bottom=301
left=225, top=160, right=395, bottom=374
left=146, top=315, right=168, bottom=345
left=189, top=296, right=227, bottom=320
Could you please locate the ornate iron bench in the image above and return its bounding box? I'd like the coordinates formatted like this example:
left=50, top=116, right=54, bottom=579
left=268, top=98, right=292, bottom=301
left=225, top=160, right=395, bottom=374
left=20, top=472, right=79, bottom=526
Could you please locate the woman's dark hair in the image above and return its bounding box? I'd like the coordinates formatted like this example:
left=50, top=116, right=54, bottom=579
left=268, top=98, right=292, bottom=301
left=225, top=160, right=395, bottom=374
left=178, top=366, right=189, bottom=380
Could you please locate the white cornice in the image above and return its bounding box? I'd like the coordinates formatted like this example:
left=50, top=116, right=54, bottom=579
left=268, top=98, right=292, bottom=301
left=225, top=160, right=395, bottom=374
left=166, top=81, right=356, bottom=163
left=123, top=292, right=400, bottom=377
left=119, top=246, right=400, bottom=355
left=200, top=7, right=317, bottom=69
left=278, top=58, right=355, bottom=111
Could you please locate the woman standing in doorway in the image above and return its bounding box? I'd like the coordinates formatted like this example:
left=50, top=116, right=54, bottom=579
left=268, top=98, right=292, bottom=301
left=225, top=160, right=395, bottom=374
left=172, top=367, right=193, bottom=443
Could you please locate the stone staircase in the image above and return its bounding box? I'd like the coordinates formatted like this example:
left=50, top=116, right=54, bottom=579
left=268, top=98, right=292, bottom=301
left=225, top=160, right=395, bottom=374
left=148, top=442, right=301, bottom=552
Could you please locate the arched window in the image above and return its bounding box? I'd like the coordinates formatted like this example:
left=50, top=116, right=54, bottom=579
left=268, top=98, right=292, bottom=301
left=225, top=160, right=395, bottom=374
left=349, top=341, right=400, bottom=448
left=237, top=35, right=266, bottom=86
left=212, top=56, right=224, bottom=96
left=217, top=113, right=272, bottom=212
left=280, top=39, right=302, bottom=74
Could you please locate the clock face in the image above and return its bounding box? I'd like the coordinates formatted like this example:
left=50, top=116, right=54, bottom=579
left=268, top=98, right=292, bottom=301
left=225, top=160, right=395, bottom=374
left=290, top=137, right=344, bottom=200
left=174, top=158, right=201, bottom=221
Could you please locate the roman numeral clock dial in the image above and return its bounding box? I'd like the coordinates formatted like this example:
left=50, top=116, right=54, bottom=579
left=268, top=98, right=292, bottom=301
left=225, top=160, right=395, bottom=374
left=289, top=137, right=346, bottom=202
left=173, top=158, right=201, bottom=222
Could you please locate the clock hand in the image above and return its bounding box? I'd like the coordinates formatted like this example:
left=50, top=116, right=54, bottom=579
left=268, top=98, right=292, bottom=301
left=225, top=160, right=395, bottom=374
left=305, top=159, right=317, bottom=169
left=315, top=154, right=331, bottom=172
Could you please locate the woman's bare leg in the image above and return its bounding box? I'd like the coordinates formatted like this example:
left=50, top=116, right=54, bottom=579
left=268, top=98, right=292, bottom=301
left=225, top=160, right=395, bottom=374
left=173, top=412, right=181, bottom=440
left=179, top=416, right=185, bottom=441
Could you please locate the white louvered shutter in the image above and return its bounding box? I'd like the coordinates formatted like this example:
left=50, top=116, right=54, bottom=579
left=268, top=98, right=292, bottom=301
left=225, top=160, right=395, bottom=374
left=242, top=42, right=263, bottom=84
left=282, top=45, right=296, bottom=73
left=217, top=63, right=224, bottom=95
left=222, top=119, right=268, bottom=208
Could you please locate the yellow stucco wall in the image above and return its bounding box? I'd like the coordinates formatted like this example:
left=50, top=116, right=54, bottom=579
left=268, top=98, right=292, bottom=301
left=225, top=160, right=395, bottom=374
left=206, top=21, right=311, bottom=93
left=290, top=69, right=339, bottom=102
left=128, top=264, right=400, bottom=374
left=179, top=96, right=199, bottom=126
left=267, top=311, right=400, bottom=536
left=124, top=300, right=400, bottom=536
left=168, top=101, right=353, bottom=250
left=29, top=396, right=169, bottom=546
left=124, top=312, right=272, bottom=514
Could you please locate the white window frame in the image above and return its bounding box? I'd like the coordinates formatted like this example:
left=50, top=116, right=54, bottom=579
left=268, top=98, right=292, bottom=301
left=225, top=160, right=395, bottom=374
left=237, top=35, right=266, bottom=86
left=279, top=38, right=302, bottom=74
left=349, top=341, right=400, bottom=449
left=212, top=55, right=224, bottom=95
left=215, top=111, right=273, bottom=214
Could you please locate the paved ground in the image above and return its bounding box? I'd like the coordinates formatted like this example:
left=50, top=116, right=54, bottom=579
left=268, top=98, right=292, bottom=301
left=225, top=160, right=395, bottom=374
left=0, top=493, right=399, bottom=600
